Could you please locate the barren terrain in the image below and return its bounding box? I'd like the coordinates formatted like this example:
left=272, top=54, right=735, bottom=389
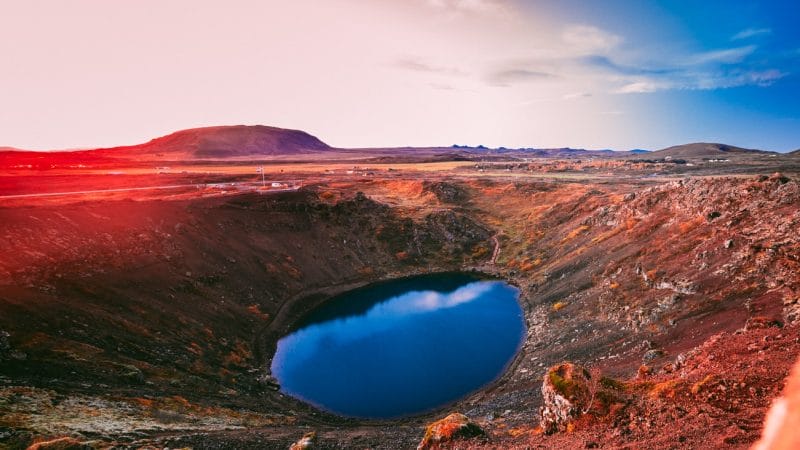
left=2, top=128, right=800, bottom=449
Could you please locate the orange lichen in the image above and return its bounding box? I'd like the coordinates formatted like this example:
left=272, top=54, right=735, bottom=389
left=471, top=245, right=489, bottom=259
left=691, top=374, right=719, bottom=395
left=552, top=301, right=567, bottom=311
left=171, top=396, right=191, bottom=408
left=133, top=397, right=154, bottom=408
left=561, top=225, right=590, bottom=243
left=26, top=437, right=86, bottom=450
left=247, top=304, right=270, bottom=321
left=649, top=379, right=682, bottom=399
left=678, top=215, right=705, bottom=234
left=223, top=340, right=253, bottom=368
left=418, top=413, right=485, bottom=449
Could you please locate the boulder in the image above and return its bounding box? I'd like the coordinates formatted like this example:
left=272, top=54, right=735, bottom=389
left=642, top=349, right=665, bottom=363
left=540, top=363, right=593, bottom=434
left=417, top=413, right=485, bottom=449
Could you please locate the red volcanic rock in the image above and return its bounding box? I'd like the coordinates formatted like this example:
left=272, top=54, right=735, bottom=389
left=417, top=413, right=485, bottom=449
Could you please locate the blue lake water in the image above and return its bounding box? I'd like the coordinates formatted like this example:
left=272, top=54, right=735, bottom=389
left=270, top=273, right=526, bottom=419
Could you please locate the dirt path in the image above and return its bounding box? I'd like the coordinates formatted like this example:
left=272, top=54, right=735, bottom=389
left=490, top=234, right=501, bottom=265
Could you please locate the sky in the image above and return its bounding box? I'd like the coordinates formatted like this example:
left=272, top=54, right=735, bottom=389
left=1, top=0, right=799, bottom=151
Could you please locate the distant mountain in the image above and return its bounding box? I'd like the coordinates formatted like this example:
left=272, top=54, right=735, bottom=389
left=790, top=148, right=800, bottom=155
left=4, top=128, right=778, bottom=165
left=515, top=147, right=647, bottom=158
left=646, top=143, right=771, bottom=158
left=452, top=146, right=646, bottom=158
left=104, top=125, right=330, bottom=159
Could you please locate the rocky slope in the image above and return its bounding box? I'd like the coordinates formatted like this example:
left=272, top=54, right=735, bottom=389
left=1, top=173, right=799, bottom=448
left=0, top=188, right=491, bottom=448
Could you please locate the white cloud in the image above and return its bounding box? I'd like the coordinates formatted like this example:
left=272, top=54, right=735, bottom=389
left=274, top=281, right=506, bottom=361
left=738, top=69, right=785, bottom=86
left=688, top=45, right=757, bottom=65
left=374, top=282, right=495, bottom=315
left=615, top=81, right=664, bottom=94
left=562, top=25, right=622, bottom=53
left=613, top=68, right=785, bottom=94
left=732, top=28, right=772, bottom=41
left=605, top=41, right=784, bottom=94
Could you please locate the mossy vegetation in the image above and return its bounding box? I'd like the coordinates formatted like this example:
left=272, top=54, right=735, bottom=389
left=549, top=368, right=588, bottom=400
left=600, top=376, right=625, bottom=391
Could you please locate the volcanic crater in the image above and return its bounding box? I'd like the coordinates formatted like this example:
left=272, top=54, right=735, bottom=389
left=2, top=127, right=800, bottom=449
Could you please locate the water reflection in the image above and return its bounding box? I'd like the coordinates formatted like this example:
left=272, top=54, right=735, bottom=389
left=271, top=277, right=525, bottom=419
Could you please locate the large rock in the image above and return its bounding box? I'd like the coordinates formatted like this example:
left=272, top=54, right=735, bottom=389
left=540, top=362, right=593, bottom=434
left=417, top=413, right=485, bottom=449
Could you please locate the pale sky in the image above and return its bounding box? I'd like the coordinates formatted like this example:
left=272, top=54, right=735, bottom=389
left=1, top=0, right=799, bottom=151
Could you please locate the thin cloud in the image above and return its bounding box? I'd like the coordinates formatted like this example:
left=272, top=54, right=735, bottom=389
left=688, top=45, right=757, bottom=65
left=614, top=69, right=785, bottom=94
left=593, top=42, right=783, bottom=94
left=562, top=25, right=622, bottom=53
left=486, top=68, right=555, bottom=86
left=732, top=28, right=772, bottom=41
left=615, top=81, right=664, bottom=94
left=735, top=69, right=785, bottom=86
left=582, top=55, right=677, bottom=75
left=392, top=57, right=467, bottom=76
